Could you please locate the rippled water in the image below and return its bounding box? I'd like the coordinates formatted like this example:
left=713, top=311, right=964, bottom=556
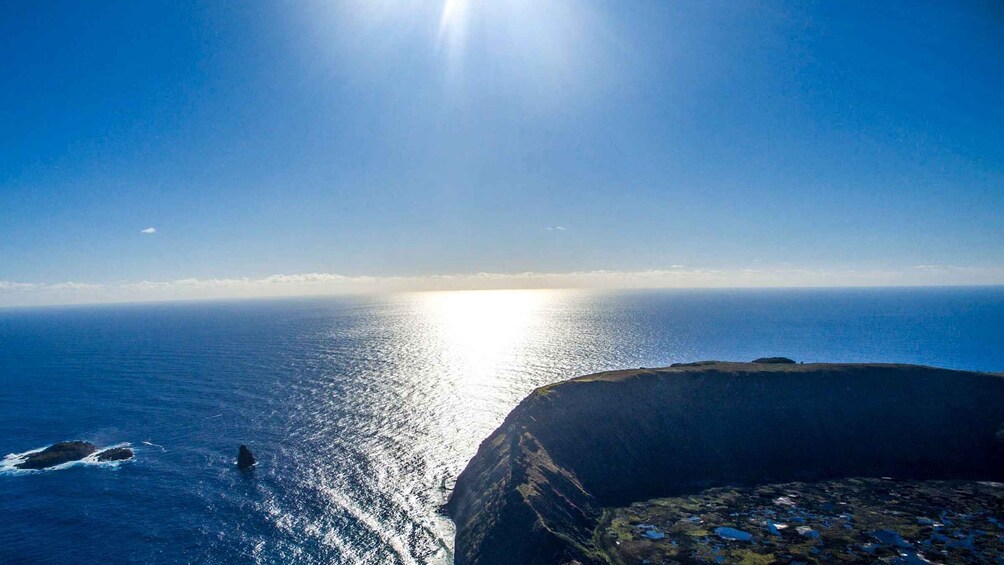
left=1, top=288, right=1002, bottom=563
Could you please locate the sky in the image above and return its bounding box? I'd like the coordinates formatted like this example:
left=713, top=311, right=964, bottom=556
left=1, top=0, right=1003, bottom=306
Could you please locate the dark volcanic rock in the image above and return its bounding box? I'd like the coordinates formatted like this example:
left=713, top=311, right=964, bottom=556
left=15, top=441, right=96, bottom=470
left=752, top=356, right=796, bottom=364
left=96, top=447, right=133, bottom=462
left=237, top=445, right=256, bottom=470
left=447, top=362, right=1004, bottom=565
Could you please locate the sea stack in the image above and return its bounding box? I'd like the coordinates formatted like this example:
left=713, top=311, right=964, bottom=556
left=237, top=445, right=256, bottom=470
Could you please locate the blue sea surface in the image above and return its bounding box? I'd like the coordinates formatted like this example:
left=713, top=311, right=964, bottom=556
left=1, top=287, right=1002, bottom=563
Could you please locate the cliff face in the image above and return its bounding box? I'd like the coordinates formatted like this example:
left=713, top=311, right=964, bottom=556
left=446, top=363, right=1004, bottom=565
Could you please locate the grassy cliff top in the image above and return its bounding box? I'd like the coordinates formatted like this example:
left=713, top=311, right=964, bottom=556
left=549, top=360, right=1000, bottom=385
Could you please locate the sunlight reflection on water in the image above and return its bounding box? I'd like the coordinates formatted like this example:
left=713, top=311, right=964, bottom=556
left=3, top=288, right=1001, bottom=563
left=264, top=288, right=661, bottom=564
left=259, top=287, right=1004, bottom=564
left=265, top=290, right=592, bottom=564
left=294, top=289, right=584, bottom=564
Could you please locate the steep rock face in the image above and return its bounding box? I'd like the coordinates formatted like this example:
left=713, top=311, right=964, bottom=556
left=447, top=410, right=601, bottom=564
left=447, top=363, right=1004, bottom=565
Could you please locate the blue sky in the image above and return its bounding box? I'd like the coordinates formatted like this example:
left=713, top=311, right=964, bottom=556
left=1, top=1, right=1003, bottom=304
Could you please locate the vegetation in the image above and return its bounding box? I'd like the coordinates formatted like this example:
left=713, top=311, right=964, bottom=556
left=598, top=478, right=1004, bottom=564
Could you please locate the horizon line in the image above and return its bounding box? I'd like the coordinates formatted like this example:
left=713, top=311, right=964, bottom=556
left=3, top=266, right=1004, bottom=309
left=4, top=283, right=1004, bottom=312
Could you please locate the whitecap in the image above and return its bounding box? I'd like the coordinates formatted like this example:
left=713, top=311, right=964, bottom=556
left=0, top=445, right=49, bottom=474
left=142, top=440, right=167, bottom=452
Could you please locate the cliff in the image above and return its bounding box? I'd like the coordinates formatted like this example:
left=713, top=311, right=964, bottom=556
left=445, top=362, right=1004, bottom=565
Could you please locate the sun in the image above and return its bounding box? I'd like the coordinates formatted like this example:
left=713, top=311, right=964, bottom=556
left=439, top=0, right=469, bottom=38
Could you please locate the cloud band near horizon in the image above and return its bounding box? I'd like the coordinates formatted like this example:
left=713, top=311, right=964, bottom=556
left=2, top=266, right=1003, bottom=308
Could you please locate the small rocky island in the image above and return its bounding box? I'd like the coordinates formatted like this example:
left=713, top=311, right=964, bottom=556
left=446, top=362, right=1004, bottom=564
left=96, top=447, right=134, bottom=462
left=13, top=441, right=133, bottom=470
left=237, top=445, right=256, bottom=470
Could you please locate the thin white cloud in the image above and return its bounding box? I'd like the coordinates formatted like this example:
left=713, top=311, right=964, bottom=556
left=2, top=266, right=1003, bottom=308
left=545, top=226, right=566, bottom=231
left=140, top=227, right=156, bottom=234
left=0, top=281, right=36, bottom=291
left=44, top=282, right=103, bottom=291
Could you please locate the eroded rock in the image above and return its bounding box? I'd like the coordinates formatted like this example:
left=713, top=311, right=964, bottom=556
left=237, top=445, right=256, bottom=470
left=15, top=441, right=95, bottom=470
left=96, top=447, right=133, bottom=462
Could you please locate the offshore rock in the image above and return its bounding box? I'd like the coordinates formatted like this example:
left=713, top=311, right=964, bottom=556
left=446, top=362, right=1004, bottom=565
left=237, top=445, right=256, bottom=470
left=96, top=447, right=133, bottom=462
left=15, top=441, right=96, bottom=470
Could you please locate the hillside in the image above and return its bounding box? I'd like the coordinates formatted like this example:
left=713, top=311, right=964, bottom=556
left=445, top=362, right=1004, bottom=564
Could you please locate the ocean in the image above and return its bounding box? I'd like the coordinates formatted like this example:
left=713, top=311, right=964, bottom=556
left=1, top=287, right=1002, bottom=564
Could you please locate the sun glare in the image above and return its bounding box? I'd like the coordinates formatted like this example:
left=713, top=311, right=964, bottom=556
left=438, top=0, right=468, bottom=43
left=419, top=290, right=553, bottom=392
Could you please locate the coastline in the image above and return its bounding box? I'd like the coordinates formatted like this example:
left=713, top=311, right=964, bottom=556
left=447, top=362, right=1004, bottom=564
